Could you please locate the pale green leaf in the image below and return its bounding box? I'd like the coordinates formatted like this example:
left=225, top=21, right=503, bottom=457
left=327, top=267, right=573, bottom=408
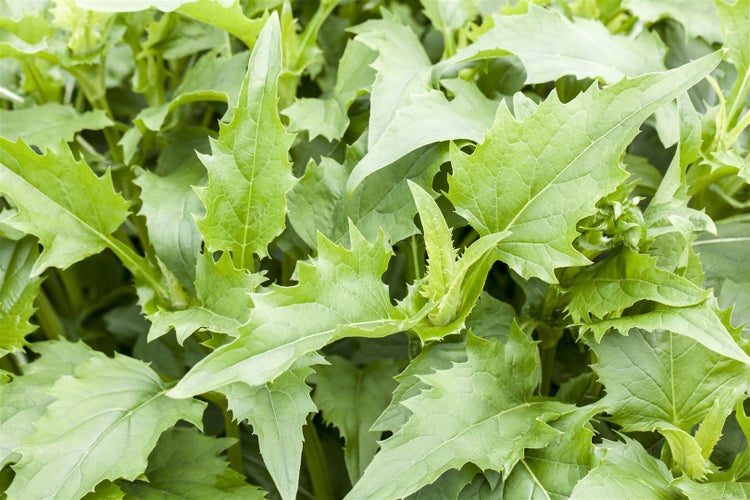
left=421, top=0, right=479, bottom=36
left=287, top=138, right=448, bottom=248
left=675, top=477, right=750, bottom=499
left=716, top=0, right=750, bottom=76
left=592, top=329, right=749, bottom=432
left=347, top=329, right=570, bottom=499
left=624, top=0, right=723, bottom=43
left=0, top=341, right=99, bottom=468
left=566, top=248, right=709, bottom=322
left=135, top=51, right=250, bottom=131
left=195, top=13, right=295, bottom=269
left=7, top=353, right=205, bottom=499
left=570, top=438, right=678, bottom=499
left=695, top=215, right=750, bottom=336
left=223, top=355, right=320, bottom=500
left=447, top=52, right=722, bottom=283
left=347, top=79, right=496, bottom=190
left=167, top=225, right=412, bottom=399
left=283, top=39, right=376, bottom=141
left=146, top=252, right=263, bottom=343
left=0, top=236, right=42, bottom=353
left=439, top=5, right=666, bottom=83
left=134, top=164, right=204, bottom=291
left=312, top=356, right=401, bottom=483
left=0, top=103, right=112, bottom=148
left=586, top=299, right=750, bottom=363
left=0, top=138, right=130, bottom=275
left=660, top=427, right=711, bottom=479
left=504, top=407, right=597, bottom=500
left=117, top=427, right=265, bottom=499
left=409, top=465, right=481, bottom=500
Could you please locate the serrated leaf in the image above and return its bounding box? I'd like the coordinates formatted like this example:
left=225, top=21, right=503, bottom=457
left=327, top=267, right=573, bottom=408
left=195, top=12, right=295, bottom=269
left=0, top=341, right=100, bottom=468
left=347, top=328, right=570, bottom=499
left=587, top=299, right=750, bottom=363
left=0, top=103, right=112, bottom=148
left=566, top=247, right=709, bottom=322
left=7, top=352, right=205, bottom=499
left=167, top=225, right=412, bottom=399
left=146, top=252, right=263, bottom=343
left=223, top=355, right=320, bottom=500
left=447, top=52, right=722, bottom=283
left=675, top=477, right=750, bottom=499
left=624, top=0, right=723, bottom=43
left=438, top=5, right=666, bottom=83
left=117, top=427, right=265, bottom=499
left=570, top=438, right=678, bottom=499
left=312, top=356, right=401, bottom=483
left=0, top=236, right=42, bottom=353
left=504, top=407, right=597, bottom=499
left=716, top=0, right=750, bottom=76
left=287, top=139, right=448, bottom=248
left=0, top=138, right=130, bottom=275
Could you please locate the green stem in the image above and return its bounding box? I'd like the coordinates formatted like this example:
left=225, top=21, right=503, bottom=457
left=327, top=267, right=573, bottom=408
left=106, top=233, right=170, bottom=302
left=295, top=0, right=338, bottom=71
left=725, top=109, right=750, bottom=147
left=58, top=268, right=85, bottom=313
left=34, top=290, right=65, bottom=340
left=726, top=68, right=750, bottom=129
left=199, top=392, right=244, bottom=474
left=302, top=419, right=333, bottom=500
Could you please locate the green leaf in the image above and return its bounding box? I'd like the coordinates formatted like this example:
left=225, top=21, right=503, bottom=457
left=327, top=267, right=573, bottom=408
left=438, top=5, right=666, bottom=83
left=283, top=39, right=376, bottom=141
left=624, top=0, right=723, bottom=43
left=0, top=103, right=112, bottom=148
left=675, top=477, right=750, bottom=499
left=146, top=252, right=263, bottom=343
left=695, top=215, right=750, bottom=336
left=195, top=12, right=295, bottom=269
left=287, top=139, right=448, bottom=248
left=591, top=330, right=749, bottom=474
left=0, top=138, right=130, bottom=275
left=347, top=328, right=570, bottom=499
left=447, top=52, right=722, bottom=283
left=716, top=0, right=750, bottom=76
left=312, top=356, right=401, bottom=483
left=222, top=355, right=320, bottom=500
left=570, top=438, right=678, bottom=499
left=0, top=341, right=100, bottom=468
left=7, top=352, right=205, bottom=499
left=586, top=299, right=750, bottom=363
left=421, top=0, right=479, bottom=39
left=0, top=236, right=42, bottom=354
left=504, top=407, right=597, bottom=499
left=134, top=51, right=250, bottom=131
left=566, top=248, right=709, bottom=322
left=117, top=427, right=265, bottom=499
left=134, top=164, right=204, bottom=292
left=167, top=224, right=411, bottom=399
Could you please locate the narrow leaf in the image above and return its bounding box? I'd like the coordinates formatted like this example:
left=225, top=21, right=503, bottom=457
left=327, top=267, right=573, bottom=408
left=0, top=236, right=42, bottom=353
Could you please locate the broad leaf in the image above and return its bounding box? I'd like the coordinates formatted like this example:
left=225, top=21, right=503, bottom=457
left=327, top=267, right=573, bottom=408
left=0, top=103, right=112, bottom=148
left=438, top=5, right=666, bottom=83
left=312, top=356, right=401, bottom=483
left=716, top=0, right=750, bottom=77
left=347, top=328, right=570, bottom=499
left=117, top=427, right=265, bottom=499
left=7, top=352, right=205, bottom=499
left=0, top=137, right=129, bottom=275
left=146, top=252, right=263, bottom=343
left=167, top=224, right=412, bottom=398
left=447, top=52, right=722, bottom=283
left=195, top=12, right=295, bottom=269
left=0, top=236, right=42, bottom=353
left=566, top=248, right=709, bottom=322
left=570, top=438, right=678, bottom=499
left=624, top=0, right=723, bottom=42
left=223, top=355, right=320, bottom=500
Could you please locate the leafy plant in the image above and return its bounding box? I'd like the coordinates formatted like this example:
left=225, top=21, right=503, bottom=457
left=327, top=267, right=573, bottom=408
left=1, top=0, right=749, bottom=498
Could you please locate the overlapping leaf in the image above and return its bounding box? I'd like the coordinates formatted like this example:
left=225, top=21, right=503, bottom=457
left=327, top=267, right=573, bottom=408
left=0, top=237, right=42, bottom=353
left=195, top=13, right=295, bottom=269
left=447, top=52, right=722, bottom=283
left=0, top=103, right=112, bottom=148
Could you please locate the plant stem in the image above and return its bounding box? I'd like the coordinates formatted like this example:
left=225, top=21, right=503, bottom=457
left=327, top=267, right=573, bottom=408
left=106, top=232, right=170, bottom=303
left=34, top=289, right=65, bottom=341
left=302, top=418, right=333, bottom=500
left=224, top=409, right=244, bottom=474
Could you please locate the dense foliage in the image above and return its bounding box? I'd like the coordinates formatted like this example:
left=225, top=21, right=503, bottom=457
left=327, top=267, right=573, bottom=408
left=1, top=0, right=749, bottom=498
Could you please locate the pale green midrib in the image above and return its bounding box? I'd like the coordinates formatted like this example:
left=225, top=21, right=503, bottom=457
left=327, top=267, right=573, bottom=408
left=2, top=166, right=168, bottom=299
left=520, top=459, right=553, bottom=500
left=693, top=236, right=750, bottom=246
